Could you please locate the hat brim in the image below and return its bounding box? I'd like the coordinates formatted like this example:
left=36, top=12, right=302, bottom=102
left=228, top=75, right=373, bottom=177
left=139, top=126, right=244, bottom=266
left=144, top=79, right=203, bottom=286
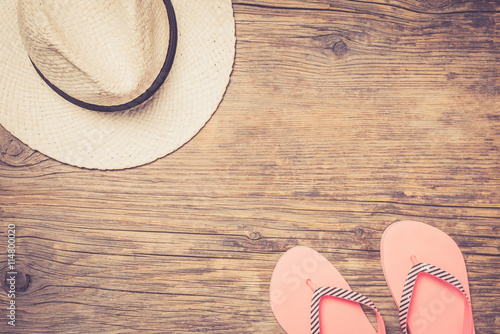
left=0, top=0, right=235, bottom=170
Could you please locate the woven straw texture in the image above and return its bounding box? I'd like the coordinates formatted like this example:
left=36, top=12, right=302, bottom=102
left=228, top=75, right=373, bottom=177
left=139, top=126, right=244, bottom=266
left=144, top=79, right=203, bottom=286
left=0, top=0, right=235, bottom=170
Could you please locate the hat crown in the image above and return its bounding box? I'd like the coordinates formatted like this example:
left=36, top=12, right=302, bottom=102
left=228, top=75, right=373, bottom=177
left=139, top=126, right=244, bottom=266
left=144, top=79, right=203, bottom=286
left=18, top=0, right=171, bottom=107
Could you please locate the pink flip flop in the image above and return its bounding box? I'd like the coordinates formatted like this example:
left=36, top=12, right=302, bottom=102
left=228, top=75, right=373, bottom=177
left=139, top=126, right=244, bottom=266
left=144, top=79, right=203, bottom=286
left=270, top=246, right=386, bottom=334
left=380, top=220, right=475, bottom=334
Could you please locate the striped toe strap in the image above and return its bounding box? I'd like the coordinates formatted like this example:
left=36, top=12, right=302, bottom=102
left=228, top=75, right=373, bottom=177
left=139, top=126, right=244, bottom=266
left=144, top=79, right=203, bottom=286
left=310, top=286, right=386, bottom=334
left=398, top=262, right=473, bottom=334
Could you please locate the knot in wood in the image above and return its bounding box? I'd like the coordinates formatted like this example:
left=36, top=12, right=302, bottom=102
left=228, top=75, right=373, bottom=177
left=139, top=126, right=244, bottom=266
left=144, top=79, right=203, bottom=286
left=3, top=271, right=31, bottom=293
left=354, top=228, right=364, bottom=238
left=5, top=140, right=23, bottom=157
left=0, top=128, right=43, bottom=167
left=332, top=40, right=349, bottom=57
left=249, top=232, right=262, bottom=240
left=0, top=139, right=30, bottom=166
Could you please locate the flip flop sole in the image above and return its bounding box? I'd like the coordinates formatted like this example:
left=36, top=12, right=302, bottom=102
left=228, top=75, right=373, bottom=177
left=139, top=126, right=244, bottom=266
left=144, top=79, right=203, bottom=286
left=270, top=246, right=378, bottom=333
left=381, top=220, right=475, bottom=334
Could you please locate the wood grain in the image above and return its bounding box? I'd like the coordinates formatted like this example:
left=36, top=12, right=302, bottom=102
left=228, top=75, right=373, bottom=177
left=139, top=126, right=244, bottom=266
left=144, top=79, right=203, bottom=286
left=0, top=0, right=498, bottom=333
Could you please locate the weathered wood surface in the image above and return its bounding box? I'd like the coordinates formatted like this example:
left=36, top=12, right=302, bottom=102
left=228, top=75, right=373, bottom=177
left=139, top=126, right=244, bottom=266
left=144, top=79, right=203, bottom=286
left=0, top=0, right=498, bottom=333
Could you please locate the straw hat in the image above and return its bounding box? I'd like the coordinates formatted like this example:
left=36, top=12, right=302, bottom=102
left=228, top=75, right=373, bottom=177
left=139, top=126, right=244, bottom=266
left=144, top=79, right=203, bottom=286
left=0, top=0, right=235, bottom=169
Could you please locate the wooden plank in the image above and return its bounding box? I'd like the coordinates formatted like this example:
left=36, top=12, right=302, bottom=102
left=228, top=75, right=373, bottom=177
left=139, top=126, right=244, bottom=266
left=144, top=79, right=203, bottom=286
left=0, top=0, right=498, bottom=333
